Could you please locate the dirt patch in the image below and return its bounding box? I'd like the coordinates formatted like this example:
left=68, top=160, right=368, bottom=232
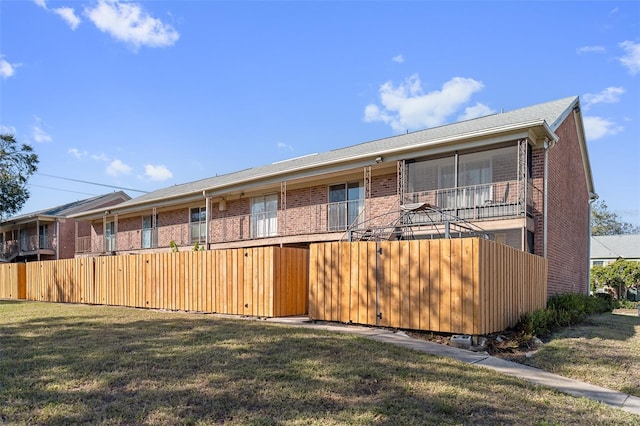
left=405, top=328, right=543, bottom=361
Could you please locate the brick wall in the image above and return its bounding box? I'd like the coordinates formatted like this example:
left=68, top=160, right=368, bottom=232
left=57, top=220, right=76, bottom=259
left=545, top=112, right=590, bottom=295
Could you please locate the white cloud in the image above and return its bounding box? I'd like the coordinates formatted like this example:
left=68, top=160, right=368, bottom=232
left=583, top=87, right=625, bottom=109
left=85, top=0, right=179, bottom=50
left=68, top=148, right=88, bottom=159
left=576, top=45, right=605, bottom=54
left=33, top=126, right=52, bottom=143
left=392, top=54, right=405, bottom=63
left=53, top=7, right=81, bottom=30
left=144, top=164, right=173, bottom=181
left=583, top=116, right=623, bottom=140
left=34, top=0, right=81, bottom=30
left=0, top=57, right=18, bottom=79
left=364, top=74, right=485, bottom=132
left=277, top=141, right=293, bottom=151
left=618, top=41, right=640, bottom=75
left=458, top=102, right=495, bottom=121
left=106, top=159, right=132, bottom=176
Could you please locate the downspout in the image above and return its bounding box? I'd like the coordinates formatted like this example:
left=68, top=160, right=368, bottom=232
left=587, top=193, right=599, bottom=294
left=543, top=137, right=556, bottom=258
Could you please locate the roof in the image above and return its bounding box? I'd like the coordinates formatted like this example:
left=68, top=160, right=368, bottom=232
left=591, top=235, right=640, bottom=260
left=73, top=96, right=591, bottom=218
left=2, top=191, right=130, bottom=225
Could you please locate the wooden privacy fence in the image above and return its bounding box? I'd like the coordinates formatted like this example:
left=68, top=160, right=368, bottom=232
left=1, top=247, right=308, bottom=317
left=0, top=263, right=26, bottom=300
left=309, top=238, right=547, bottom=335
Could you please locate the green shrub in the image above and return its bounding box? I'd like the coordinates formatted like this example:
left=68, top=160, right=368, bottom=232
left=517, top=293, right=615, bottom=338
left=591, top=293, right=616, bottom=312
left=519, top=309, right=557, bottom=337
left=616, top=299, right=639, bottom=309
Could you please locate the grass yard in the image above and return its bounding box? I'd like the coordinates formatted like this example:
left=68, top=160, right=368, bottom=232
left=520, top=311, right=640, bottom=398
left=1, top=301, right=639, bottom=425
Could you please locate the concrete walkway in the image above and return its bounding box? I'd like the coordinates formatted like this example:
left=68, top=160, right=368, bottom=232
left=266, top=316, right=640, bottom=416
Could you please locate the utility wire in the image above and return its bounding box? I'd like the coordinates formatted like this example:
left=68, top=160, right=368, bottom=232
left=35, top=173, right=149, bottom=193
left=29, top=184, right=99, bottom=197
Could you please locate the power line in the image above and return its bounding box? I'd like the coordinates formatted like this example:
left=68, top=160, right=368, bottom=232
left=29, top=184, right=99, bottom=197
left=35, top=173, right=149, bottom=193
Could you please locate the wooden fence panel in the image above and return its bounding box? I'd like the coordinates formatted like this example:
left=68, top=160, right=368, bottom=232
left=5, top=247, right=307, bottom=318
left=0, top=263, right=21, bottom=299
left=309, top=238, right=547, bottom=335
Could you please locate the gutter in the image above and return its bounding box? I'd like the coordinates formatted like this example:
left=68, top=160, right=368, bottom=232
left=71, top=120, right=556, bottom=220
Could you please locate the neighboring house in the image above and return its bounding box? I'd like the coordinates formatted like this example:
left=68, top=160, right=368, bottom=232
left=590, top=234, right=640, bottom=267
left=71, top=96, right=595, bottom=296
left=0, top=192, right=130, bottom=263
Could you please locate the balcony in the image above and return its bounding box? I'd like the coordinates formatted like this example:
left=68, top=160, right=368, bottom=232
left=403, top=180, right=534, bottom=223
left=74, top=185, right=535, bottom=254
left=0, top=234, right=56, bottom=261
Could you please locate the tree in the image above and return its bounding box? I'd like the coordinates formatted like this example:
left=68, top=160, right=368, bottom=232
left=591, top=259, right=640, bottom=298
left=0, top=134, right=39, bottom=219
left=591, top=199, right=640, bottom=236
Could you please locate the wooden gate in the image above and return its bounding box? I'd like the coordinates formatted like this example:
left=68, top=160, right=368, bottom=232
left=308, top=238, right=547, bottom=335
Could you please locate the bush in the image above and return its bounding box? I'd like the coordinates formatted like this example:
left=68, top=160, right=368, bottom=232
left=616, top=299, right=639, bottom=309
left=517, top=293, right=614, bottom=338
left=518, top=309, right=558, bottom=337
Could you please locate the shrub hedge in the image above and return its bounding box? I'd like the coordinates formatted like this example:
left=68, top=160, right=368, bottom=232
left=517, top=293, right=614, bottom=338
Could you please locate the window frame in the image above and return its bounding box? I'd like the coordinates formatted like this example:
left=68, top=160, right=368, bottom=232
left=105, top=221, right=116, bottom=252
left=141, top=214, right=158, bottom=249
left=327, top=181, right=364, bottom=231
left=189, top=207, right=207, bottom=244
left=250, top=194, right=278, bottom=238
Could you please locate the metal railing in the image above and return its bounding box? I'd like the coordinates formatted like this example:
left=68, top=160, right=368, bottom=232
left=403, top=180, right=533, bottom=222
left=73, top=182, right=537, bottom=253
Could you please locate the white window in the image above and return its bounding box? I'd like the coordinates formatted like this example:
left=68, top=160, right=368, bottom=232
left=251, top=194, right=278, bottom=238
left=141, top=215, right=157, bottom=249
left=39, top=225, right=49, bottom=249
left=328, top=182, right=364, bottom=231
left=190, top=207, right=207, bottom=243
left=105, top=221, right=116, bottom=252
left=19, top=229, right=28, bottom=251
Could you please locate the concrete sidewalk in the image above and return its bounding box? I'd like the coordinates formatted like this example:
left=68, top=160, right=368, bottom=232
left=266, top=316, right=640, bottom=416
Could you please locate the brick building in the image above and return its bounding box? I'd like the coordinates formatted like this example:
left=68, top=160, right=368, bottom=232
left=71, top=96, right=595, bottom=295
left=0, top=192, right=130, bottom=262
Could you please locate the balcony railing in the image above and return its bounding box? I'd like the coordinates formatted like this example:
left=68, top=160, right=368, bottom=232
left=76, top=236, right=92, bottom=253
left=74, top=185, right=536, bottom=254
left=403, top=180, right=534, bottom=222
left=250, top=210, right=278, bottom=238
left=1, top=241, right=18, bottom=259
left=0, top=234, right=56, bottom=260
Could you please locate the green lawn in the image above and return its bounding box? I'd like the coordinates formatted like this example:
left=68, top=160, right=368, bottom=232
left=1, top=301, right=638, bottom=425
left=521, top=311, right=640, bottom=398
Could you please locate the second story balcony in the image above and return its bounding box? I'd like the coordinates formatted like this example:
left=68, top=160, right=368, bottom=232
left=403, top=179, right=534, bottom=222
left=77, top=181, right=536, bottom=255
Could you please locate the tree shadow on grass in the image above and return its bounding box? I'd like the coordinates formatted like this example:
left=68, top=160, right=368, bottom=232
left=0, top=302, right=636, bottom=425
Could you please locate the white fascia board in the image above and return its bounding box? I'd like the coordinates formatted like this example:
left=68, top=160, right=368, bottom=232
left=203, top=120, right=553, bottom=197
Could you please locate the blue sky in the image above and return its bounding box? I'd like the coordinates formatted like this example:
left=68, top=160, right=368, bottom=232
left=1, top=1, right=639, bottom=226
